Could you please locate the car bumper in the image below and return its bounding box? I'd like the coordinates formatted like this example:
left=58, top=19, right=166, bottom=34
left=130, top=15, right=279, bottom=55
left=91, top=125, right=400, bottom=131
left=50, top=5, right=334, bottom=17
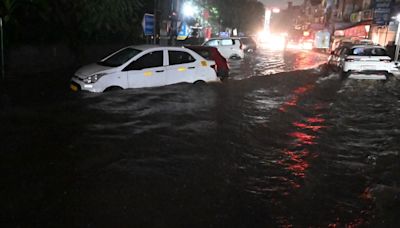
left=70, top=78, right=102, bottom=92
left=343, top=62, right=390, bottom=72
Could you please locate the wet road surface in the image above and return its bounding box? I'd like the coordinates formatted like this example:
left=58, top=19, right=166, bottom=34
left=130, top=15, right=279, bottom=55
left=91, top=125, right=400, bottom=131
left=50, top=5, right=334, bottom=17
left=1, top=49, right=400, bottom=227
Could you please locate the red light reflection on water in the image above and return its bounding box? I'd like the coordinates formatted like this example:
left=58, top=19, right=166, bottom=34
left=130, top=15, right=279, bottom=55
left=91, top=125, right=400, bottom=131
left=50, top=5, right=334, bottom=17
left=279, top=84, right=314, bottom=112
left=294, top=51, right=320, bottom=69
left=276, top=84, right=329, bottom=186
left=307, top=117, right=325, bottom=123
left=293, top=122, right=326, bottom=132
left=288, top=132, right=316, bottom=145
left=279, top=149, right=310, bottom=178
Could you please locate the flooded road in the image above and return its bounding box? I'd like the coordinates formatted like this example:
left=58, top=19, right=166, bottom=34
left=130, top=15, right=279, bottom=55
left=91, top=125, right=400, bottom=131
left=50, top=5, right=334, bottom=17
left=1, top=49, right=400, bottom=227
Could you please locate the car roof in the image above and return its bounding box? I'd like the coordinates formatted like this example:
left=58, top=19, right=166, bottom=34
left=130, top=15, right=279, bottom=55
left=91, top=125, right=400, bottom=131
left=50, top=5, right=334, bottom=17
left=185, top=45, right=217, bottom=50
left=126, top=45, right=194, bottom=51
left=207, top=37, right=240, bottom=40
left=350, top=45, right=384, bottom=49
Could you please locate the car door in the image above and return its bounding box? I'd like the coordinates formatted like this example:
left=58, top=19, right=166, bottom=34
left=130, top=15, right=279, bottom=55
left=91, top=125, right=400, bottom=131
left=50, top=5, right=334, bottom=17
left=124, top=50, right=166, bottom=88
left=204, top=39, right=228, bottom=59
left=218, top=39, right=235, bottom=59
left=165, top=50, right=198, bottom=85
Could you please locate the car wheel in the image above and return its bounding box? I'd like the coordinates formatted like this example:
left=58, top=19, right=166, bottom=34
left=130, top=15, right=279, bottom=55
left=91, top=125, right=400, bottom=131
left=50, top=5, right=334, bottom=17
left=193, top=80, right=206, bottom=85
left=340, top=70, right=349, bottom=79
left=385, top=72, right=393, bottom=80
left=104, top=86, right=123, bottom=92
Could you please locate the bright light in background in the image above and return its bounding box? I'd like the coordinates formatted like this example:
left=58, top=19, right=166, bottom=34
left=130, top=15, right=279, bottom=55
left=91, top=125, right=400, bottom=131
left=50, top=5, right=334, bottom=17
left=257, top=30, right=286, bottom=50
left=183, top=2, right=198, bottom=17
left=272, top=8, right=280, bottom=13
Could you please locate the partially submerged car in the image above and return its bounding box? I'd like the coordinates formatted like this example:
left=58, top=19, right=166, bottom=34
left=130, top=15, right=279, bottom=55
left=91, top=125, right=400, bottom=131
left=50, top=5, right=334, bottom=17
left=71, top=45, right=220, bottom=92
left=186, top=45, right=229, bottom=78
left=329, top=44, right=393, bottom=79
left=202, top=38, right=244, bottom=59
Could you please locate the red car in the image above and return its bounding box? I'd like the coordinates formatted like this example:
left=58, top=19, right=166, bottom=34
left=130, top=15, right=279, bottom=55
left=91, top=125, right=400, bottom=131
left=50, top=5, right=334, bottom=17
left=186, top=46, right=229, bottom=78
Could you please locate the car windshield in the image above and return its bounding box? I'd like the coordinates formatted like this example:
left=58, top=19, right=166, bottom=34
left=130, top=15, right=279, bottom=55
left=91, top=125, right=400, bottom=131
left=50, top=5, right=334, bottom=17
left=349, top=47, right=388, bottom=56
left=98, top=48, right=142, bottom=67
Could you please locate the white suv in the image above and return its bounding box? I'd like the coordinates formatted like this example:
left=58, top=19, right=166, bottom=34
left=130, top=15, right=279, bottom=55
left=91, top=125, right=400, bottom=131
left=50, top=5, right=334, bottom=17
left=202, top=38, right=244, bottom=59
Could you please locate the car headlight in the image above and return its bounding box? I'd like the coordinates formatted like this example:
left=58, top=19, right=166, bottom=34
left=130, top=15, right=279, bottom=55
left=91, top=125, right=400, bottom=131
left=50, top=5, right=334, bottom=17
left=83, top=73, right=107, bottom=84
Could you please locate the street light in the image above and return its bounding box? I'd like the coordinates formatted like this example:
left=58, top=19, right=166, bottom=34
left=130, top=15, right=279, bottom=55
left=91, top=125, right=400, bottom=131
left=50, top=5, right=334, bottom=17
left=182, top=2, right=198, bottom=18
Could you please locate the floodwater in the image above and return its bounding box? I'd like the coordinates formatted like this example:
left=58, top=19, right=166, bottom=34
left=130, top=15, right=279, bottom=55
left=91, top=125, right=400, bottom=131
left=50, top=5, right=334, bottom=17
left=1, top=49, right=400, bottom=227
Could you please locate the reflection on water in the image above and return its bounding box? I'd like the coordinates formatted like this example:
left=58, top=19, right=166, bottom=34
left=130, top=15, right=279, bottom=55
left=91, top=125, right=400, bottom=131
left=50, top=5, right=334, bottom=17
left=228, top=49, right=328, bottom=80
left=2, top=50, right=400, bottom=227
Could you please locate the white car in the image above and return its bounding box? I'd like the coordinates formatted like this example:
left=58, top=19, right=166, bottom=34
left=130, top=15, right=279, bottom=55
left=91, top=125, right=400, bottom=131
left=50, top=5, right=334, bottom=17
left=202, top=38, right=244, bottom=59
left=339, top=45, right=393, bottom=78
left=70, top=45, right=220, bottom=92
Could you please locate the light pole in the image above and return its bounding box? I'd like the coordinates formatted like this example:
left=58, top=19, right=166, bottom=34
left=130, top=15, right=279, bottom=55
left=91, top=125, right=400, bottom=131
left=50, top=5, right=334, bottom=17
left=154, top=0, right=158, bottom=44
left=394, top=14, right=400, bottom=62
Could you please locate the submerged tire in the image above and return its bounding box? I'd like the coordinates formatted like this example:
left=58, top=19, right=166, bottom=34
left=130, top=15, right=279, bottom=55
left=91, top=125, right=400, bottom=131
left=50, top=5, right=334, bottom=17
left=193, top=80, right=206, bottom=85
left=340, top=70, right=349, bottom=80
left=104, top=86, right=123, bottom=92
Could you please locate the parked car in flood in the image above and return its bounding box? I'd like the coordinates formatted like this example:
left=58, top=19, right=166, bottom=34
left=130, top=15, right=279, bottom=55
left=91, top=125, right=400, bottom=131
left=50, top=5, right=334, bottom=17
left=186, top=46, right=230, bottom=78
left=329, top=44, right=393, bottom=79
left=70, top=45, right=220, bottom=92
left=202, top=38, right=244, bottom=59
left=239, top=37, right=258, bottom=52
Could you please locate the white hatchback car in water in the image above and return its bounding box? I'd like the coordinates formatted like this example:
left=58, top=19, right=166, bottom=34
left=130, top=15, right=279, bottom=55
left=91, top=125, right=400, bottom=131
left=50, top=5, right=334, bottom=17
left=70, top=45, right=220, bottom=92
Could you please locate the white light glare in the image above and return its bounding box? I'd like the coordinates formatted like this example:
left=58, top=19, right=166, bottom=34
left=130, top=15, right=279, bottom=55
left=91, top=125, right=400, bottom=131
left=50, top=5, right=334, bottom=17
left=183, top=2, right=198, bottom=17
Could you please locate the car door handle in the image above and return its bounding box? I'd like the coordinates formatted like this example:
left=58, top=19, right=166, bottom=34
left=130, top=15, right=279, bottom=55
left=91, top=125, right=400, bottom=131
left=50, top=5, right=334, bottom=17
left=155, top=70, right=164, bottom=73
left=188, top=67, right=195, bottom=69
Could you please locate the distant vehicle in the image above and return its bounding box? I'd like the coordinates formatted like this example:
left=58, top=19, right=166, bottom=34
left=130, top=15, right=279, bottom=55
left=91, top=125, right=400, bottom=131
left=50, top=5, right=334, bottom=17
left=202, top=38, right=244, bottom=59
left=330, top=37, right=353, bottom=51
left=238, top=37, right=258, bottom=52
left=354, top=39, right=374, bottom=45
left=186, top=46, right=230, bottom=78
left=70, top=45, right=220, bottom=92
left=333, top=45, right=393, bottom=79
left=328, top=44, right=354, bottom=69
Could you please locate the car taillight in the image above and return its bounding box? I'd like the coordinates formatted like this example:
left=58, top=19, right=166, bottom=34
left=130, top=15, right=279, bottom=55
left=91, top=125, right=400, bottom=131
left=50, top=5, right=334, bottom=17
left=345, top=57, right=357, bottom=62
left=239, top=42, right=243, bottom=50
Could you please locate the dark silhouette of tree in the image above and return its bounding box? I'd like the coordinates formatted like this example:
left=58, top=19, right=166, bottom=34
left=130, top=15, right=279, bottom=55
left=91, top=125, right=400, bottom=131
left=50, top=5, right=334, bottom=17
left=208, top=0, right=265, bottom=35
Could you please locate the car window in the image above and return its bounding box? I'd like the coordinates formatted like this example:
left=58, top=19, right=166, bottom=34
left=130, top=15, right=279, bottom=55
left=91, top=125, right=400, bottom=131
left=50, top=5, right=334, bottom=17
left=98, top=48, right=142, bottom=67
left=124, top=51, right=163, bottom=71
left=205, top=40, right=219, bottom=47
left=168, top=51, right=196, bottom=65
left=350, top=47, right=388, bottom=56
left=221, top=39, right=234, bottom=46
left=191, top=49, right=212, bottom=60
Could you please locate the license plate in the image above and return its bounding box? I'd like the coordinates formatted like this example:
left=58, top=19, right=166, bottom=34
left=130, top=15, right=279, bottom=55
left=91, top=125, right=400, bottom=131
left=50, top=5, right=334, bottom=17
left=70, top=84, right=78, bottom=91
left=362, top=65, right=375, bottom=70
